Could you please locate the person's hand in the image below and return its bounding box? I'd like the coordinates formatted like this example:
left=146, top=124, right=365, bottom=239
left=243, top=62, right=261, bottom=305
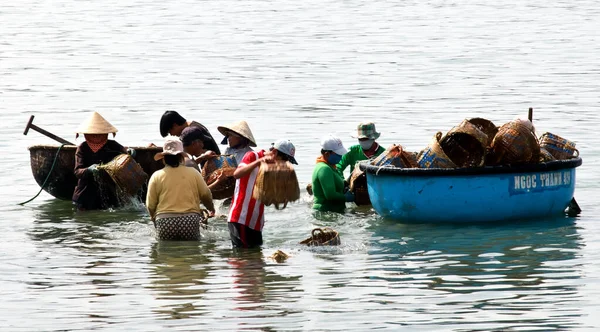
left=126, top=148, right=136, bottom=158
left=200, top=150, right=217, bottom=160
left=344, top=190, right=355, bottom=202
left=261, top=154, right=276, bottom=163
left=87, top=164, right=99, bottom=175
left=213, top=171, right=226, bottom=184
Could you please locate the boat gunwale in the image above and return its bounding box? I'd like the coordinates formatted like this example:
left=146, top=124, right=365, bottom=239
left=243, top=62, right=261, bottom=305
left=360, top=157, right=582, bottom=177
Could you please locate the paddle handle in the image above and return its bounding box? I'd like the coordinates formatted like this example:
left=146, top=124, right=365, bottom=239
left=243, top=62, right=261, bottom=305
left=23, top=115, right=74, bottom=145
left=528, top=107, right=533, bottom=123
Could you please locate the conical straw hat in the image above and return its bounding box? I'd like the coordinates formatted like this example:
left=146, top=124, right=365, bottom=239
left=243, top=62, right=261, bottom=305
left=76, top=112, right=118, bottom=135
left=217, top=120, right=257, bottom=147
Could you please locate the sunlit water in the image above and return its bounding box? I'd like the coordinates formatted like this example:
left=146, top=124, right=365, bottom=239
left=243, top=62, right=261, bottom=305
left=2, top=0, right=600, bottom=330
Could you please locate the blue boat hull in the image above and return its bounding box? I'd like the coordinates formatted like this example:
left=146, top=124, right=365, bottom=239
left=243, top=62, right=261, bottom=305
left=360, top=158, right=582, bottom=223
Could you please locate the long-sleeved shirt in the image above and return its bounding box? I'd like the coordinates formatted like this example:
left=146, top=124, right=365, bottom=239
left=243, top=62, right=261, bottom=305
left=336, top=144, right=386, bottom=179
left=311, top=161, right=346, bottom=213
left=146, top=164, right=215, bottom=219
left=72, top=140, right=126, bottom=210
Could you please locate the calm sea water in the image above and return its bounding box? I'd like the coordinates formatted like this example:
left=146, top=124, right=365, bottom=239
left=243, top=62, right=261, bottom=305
left=2, top=0, right=600, bottom=330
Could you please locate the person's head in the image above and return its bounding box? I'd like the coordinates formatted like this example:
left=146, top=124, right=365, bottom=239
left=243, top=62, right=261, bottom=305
left=154, top=139, right=185, bottom=167
left=76, top=112, right=118, bottom=141
left=160, top=111, right=187, bottom=137
left=217, top=120, right=257, bottom=149
left=320, top=134, right=347, bottom=165
left=270, top=139, right=298, bottom=165
left=180, top=126, right=211, bottom=156
left=353, top=122, right=381, bottom=151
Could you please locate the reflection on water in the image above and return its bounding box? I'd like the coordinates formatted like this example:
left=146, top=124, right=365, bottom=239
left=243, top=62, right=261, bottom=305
left=149, top=241, right=213, bottom=319
left=365, top=217, right=584, bottom=330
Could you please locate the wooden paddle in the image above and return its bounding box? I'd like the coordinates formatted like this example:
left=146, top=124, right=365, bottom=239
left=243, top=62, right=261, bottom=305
left=23, top=115, right=74, bottom=145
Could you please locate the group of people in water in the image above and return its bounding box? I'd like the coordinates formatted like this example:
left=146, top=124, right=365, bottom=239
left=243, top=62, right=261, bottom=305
left=72, top=111, right=386, bottom=248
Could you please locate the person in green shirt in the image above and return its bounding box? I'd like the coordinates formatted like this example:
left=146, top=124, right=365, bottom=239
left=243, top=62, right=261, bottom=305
left=312, top=134, right=355, bottom=213
left=336, top=122, right=386, bottom=179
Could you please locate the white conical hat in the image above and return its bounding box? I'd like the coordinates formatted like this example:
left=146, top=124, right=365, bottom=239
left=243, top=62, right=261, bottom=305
left=76, top=112, right=118, bottom=135
left=217, top=120, right=257, bottom=147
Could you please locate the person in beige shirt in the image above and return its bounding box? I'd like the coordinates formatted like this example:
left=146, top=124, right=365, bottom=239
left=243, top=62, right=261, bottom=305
left=146, top=139, right=215, bottom=241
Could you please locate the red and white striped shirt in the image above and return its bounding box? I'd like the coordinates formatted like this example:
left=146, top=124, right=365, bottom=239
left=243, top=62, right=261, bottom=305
left=228, top=150, right=265, bottom=231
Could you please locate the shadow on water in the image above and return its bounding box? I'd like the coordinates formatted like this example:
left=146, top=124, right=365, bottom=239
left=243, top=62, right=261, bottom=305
left=365, top=215, right=585, bottom=330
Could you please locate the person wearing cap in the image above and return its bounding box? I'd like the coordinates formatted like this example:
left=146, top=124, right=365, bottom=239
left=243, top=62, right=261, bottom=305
left=311, top=134, right=355, bottom=213
left=159, top=110, right=220, bottom=155
left=217, top=120, right=256, bottom=165
left=336, top=122, right=385, bottom=179
left=180, top=126, right=219, bottom=169
left=72, top=112, right=136, bottom=211
left=227, top=139, right=298, bottom=248
left=180, top=126, right=230, bottom=190
left=146, top=139, right=216, bottom=241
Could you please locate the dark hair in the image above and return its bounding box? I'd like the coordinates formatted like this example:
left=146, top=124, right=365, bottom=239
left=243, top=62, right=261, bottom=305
left=274, top=149, right=290, bottom=162
left=160, top=111, right=187, bottom=137
left=321, top=149, right=332, bottom=154
left=163, top=154, right=182, bottom=167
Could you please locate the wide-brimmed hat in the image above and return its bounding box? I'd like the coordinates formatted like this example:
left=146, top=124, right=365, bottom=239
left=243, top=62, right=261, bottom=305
left=76, top=112, right=118, bottom=135
left=272, top=139, right=298, bottom=165
left=352, top=122, right=380, bottom=140
left=217, top=120, right=257, bottom=147
left=321, top=134, right=348, bottom=155
left=154, top=139, right=186, bottom=161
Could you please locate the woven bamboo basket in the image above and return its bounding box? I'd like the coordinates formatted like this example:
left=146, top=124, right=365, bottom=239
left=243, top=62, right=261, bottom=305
left=201, top=155, right=237, bottom=200
left=539, top=147, right=556, bottom=163
left=440, top=119, right=488, bottom=167
left=349, top=165, right=370, bottom=206
left=417, top=132, right=456, bottom=169
left=371, top=144, right=420, bottom=168
left=485, top=120, right=540, bottom=166
left=467, top=117, right=498, bottom=147
left=252, top=161, right=300, bottom=210
left=98, top=154, right=148, bottom=196
left=539, top=132, right=578, bottom=160
left=299, top=227, right=341, bottom=246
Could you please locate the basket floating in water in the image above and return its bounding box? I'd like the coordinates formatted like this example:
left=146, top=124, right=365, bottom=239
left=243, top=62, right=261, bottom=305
left=252, top=161, right=300, bottom=210
left=299, top=227, right=341, bottom=246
